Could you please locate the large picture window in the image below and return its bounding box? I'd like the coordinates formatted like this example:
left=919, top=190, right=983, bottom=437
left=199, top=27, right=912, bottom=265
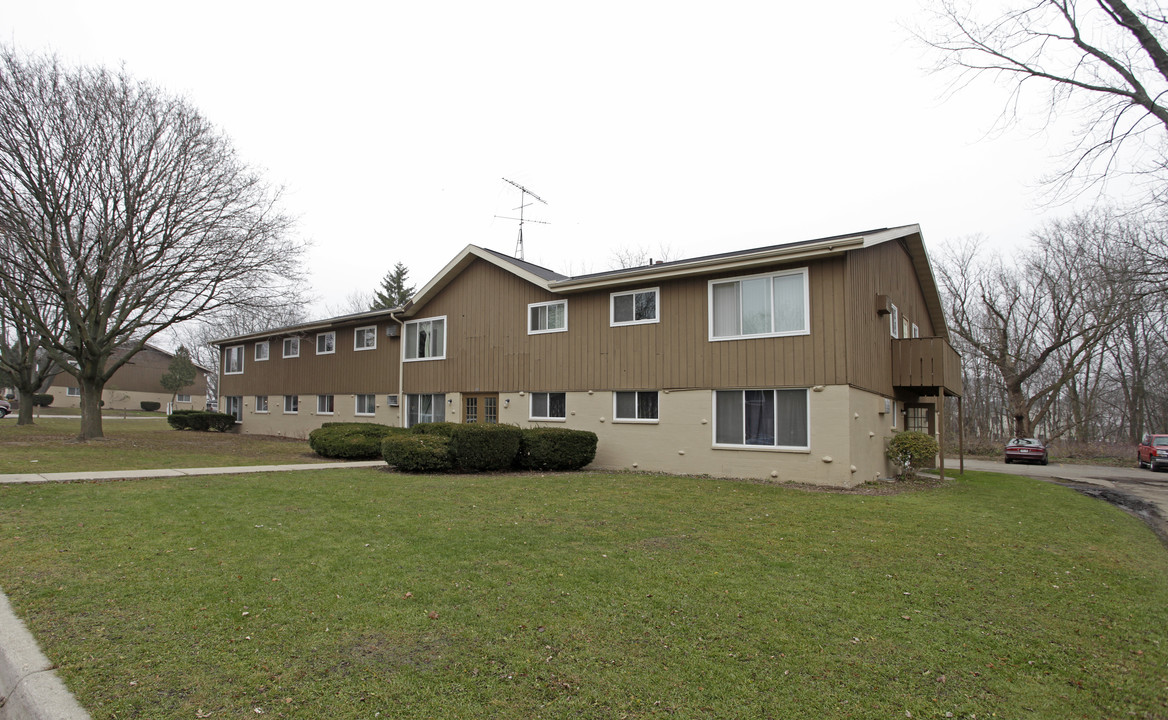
left=610, top=288, right=659, bottom=326
left=614, top=391, right=659, bottom=422
left=528, top=301, right=567, bottom=334
left=713, top=389, right=808, bottom=449
left=405, top=317, right=446, bottom=360
left=709, top=268, right=808, bottom=341
left=407, top=393, right=445, bottom=427
left=224, top=345, right=244, bottom=374
left=530, top=392, right=566, bottom=421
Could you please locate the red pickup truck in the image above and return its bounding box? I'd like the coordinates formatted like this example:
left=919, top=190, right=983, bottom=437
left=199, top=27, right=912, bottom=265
left=1138, top=434, right=1168, bottom=472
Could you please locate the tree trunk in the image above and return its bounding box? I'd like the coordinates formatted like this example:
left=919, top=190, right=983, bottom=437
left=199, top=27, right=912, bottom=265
left=15, top=391, right=35, bottom=425
left=78, top=378, right=105, bottom=440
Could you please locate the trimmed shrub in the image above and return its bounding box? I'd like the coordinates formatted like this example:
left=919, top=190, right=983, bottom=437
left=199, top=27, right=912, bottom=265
left=309, top=423, right=401, bottom=460
left=167, top=411, right=238, bottom=432
left=410, top=422, right=460, bottom=438
left=382, top=433, right=453, bottom=473
left=140, top=401, right=161, bottom=412
left=448, top=423, right=523, bottom=472
left=33, top=393, right=54, bottom=407
left=516, top=427, right=598, bottom=471
left=887, top=431, right=939, bottom=479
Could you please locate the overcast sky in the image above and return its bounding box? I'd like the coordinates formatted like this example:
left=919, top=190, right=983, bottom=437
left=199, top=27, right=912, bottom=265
left=3, top=0, right=1102, bottom=317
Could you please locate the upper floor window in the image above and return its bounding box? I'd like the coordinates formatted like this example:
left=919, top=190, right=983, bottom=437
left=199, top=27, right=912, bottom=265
left=283, top=337, right=300, bottom=358
left=528, top=300, right=567, bottom=334
left=316, top=331, right=336, bottom=355
left=224, top=345, right=244, bottom=374
left=890, top=303, right=900, bottom=338
left=405, top=316, right=446, bottom=361
left=911, top=323, right=920, bottom=338
left=255, top=341, right=269, bottom=361
left=709, top=268, right=808, bottom=341
left=354, top=326, right=377, bottom=351
left=611, top=288, right=659, bottom=326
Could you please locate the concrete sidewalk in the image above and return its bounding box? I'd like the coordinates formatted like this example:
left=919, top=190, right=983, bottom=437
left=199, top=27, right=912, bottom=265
left=0, top=458, right=384, bottom=718
left=0, top=460, right=385, bottom=485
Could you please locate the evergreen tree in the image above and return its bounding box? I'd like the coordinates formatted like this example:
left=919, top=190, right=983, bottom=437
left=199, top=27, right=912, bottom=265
left=160, top=346, right=198, bottom=403
left=371, top=262, right=415, bottom=309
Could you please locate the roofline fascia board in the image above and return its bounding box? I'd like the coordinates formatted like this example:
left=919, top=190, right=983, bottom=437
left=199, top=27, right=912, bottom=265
left=548, top=236, right=868, bottom=292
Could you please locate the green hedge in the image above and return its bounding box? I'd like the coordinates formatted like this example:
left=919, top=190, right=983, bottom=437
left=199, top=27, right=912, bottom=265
left=516, top=427, right=598, bottom=471
left=410, top=421, right=460, bottom=437
left=140, top=401, right=161, bottom=412
left=382, top=433, right=453, bottom=473
left=167, top=411, right=238, bottom=432
left=33, top=393, right=54, bottom=407
left=309, top=423, right=402, bottom=459
left=887, top=430, right=939, bottom=479
left=449, top=423, right=523, bottom=472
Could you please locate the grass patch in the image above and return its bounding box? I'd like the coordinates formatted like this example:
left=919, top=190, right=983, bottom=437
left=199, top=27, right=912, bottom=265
left=0, top=419, right=320, bottom=473
left=0, top=470, right=1165, bottom=718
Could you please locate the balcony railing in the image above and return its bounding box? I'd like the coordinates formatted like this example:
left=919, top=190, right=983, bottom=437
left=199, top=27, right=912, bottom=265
left=892, top=337, right=963, bottom=396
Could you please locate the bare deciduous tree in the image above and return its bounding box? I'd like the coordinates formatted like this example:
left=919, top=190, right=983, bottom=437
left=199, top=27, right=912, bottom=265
left=609, top=243, right=679, bottom=270
left=0, top=48, right=304, bottom=439
left=918, top=0, right=1168, bottom=204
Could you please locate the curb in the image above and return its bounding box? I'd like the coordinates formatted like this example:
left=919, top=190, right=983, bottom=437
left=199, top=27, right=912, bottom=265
left=0, top=460, right=386, bottom=485
left=0, top=592, right=90, bottom=720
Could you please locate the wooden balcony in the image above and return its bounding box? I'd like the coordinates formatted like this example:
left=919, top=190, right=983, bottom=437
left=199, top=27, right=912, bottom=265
left=892, top=337, right=963, bottom=396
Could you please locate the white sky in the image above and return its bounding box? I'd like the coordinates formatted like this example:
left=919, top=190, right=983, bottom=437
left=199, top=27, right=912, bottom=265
left=2, top=0, right=1107, bottom=317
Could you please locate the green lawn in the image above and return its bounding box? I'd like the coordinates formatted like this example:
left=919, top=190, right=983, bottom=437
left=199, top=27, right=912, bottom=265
left=0, top=469, right=1164, bottom=719
left=0, top=418, right=322, bottom=473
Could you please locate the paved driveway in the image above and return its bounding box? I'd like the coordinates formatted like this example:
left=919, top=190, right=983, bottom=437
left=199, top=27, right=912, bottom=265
left=955, top=457, right=1168, bottom=539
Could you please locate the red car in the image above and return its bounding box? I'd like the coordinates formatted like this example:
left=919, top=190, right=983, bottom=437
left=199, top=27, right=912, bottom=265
left=1005, top=437, right=1049, bottom=465
left=1138, top=434, right=1168, bottom=472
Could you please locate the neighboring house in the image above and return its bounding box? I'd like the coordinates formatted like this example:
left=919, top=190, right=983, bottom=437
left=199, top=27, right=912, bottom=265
left=44, top=343, right=211, bottom=411
left=214, top=225, right=963, bottom=486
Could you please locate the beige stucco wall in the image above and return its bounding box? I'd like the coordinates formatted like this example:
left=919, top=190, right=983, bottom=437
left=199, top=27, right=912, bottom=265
left=45, top=386, right=207, bottom=411
left=231, top=386, right=903, bottom=486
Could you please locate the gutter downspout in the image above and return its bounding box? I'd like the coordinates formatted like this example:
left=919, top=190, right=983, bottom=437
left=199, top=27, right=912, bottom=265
left=392, top=311, right=406, bottom=428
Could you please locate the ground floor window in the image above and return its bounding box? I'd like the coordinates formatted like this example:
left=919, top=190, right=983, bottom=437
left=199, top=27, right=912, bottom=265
left=66, top=386, right=80, bottom=397
left=225, top=396, right=243, bottom=422
left=176, top=394, right=192, bottom=403
left=284, top=395, right=299, bottom=414
left=614, top=391, right=659, bottom=422
left=317, top=395, right=334, bottom=414
left=713, top=389, right=808, bottom=449
left=255, top=395, right=269, bottom=413
left=530, top=392, right=566, bottom=421
left=355, top=394, right=376, bottom=416
left=407, top=393, right=445, bottom=427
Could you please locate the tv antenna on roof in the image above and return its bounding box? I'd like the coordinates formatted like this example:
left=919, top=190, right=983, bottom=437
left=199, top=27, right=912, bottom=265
left=495, top=177, right=548, bottom=260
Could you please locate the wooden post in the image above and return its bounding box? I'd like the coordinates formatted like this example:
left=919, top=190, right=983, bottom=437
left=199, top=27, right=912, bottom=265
left=959, top=395, right=965, bottom=475
left=937, top=386, right=945, bottom=479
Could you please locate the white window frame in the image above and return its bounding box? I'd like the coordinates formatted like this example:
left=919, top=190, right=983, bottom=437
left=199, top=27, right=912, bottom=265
left=529, top=392, right=567, bottom=422
left=406, top=393, right=445, bottom=427
left=911, top=323, right=920, bottom=338
left=176, top=394, right=192, bottom=404
left=355, top=394, right=376, bottom=416
left=255, top=395, right=269, bottom=414
left=610, top=287, right=660, bottom=327
left=225, top=396, right=243, bottom=422
left=708, top=268, right=810, bottom=341
left=354, top=325, right=377, bottom=351
left=254, top=341, right=269, bottom=362
left=712, top=388, right=810, bottom=451
left=317, top=394, right=334, bottom=414
left=283, top=337, right=300, bottom=358
left=890, top=303, right=900, bottom=339
left=283, top=395, right=299, bottom=414
left=613, top=390, right=660, bottom=423
left=66, top=386, right=80, bottom=397
left=224, top=345, right=244, bottom=375
left=528, top=300, right=568, bottom=335
left=404, top=316, right=447, bottom=361
left=316, top=331, right=336, bottom=355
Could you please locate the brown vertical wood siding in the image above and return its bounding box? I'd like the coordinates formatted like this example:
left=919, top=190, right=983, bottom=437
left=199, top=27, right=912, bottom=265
left=105, top=347, right=209, bottom=396
left=844, top=239, right=937, bottom=397
left=403, top=256, right=850, bottom=394
left=218, top=322, right=401, bottom=397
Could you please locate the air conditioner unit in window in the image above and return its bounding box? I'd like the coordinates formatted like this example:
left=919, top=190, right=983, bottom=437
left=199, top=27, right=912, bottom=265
left=387, top=394, right=399, bottom=407
left=386, top=325, right=400, bottom=337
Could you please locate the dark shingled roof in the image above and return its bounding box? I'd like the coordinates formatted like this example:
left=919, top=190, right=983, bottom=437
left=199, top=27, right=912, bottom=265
left=480, top=247, right=569, bottom=281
